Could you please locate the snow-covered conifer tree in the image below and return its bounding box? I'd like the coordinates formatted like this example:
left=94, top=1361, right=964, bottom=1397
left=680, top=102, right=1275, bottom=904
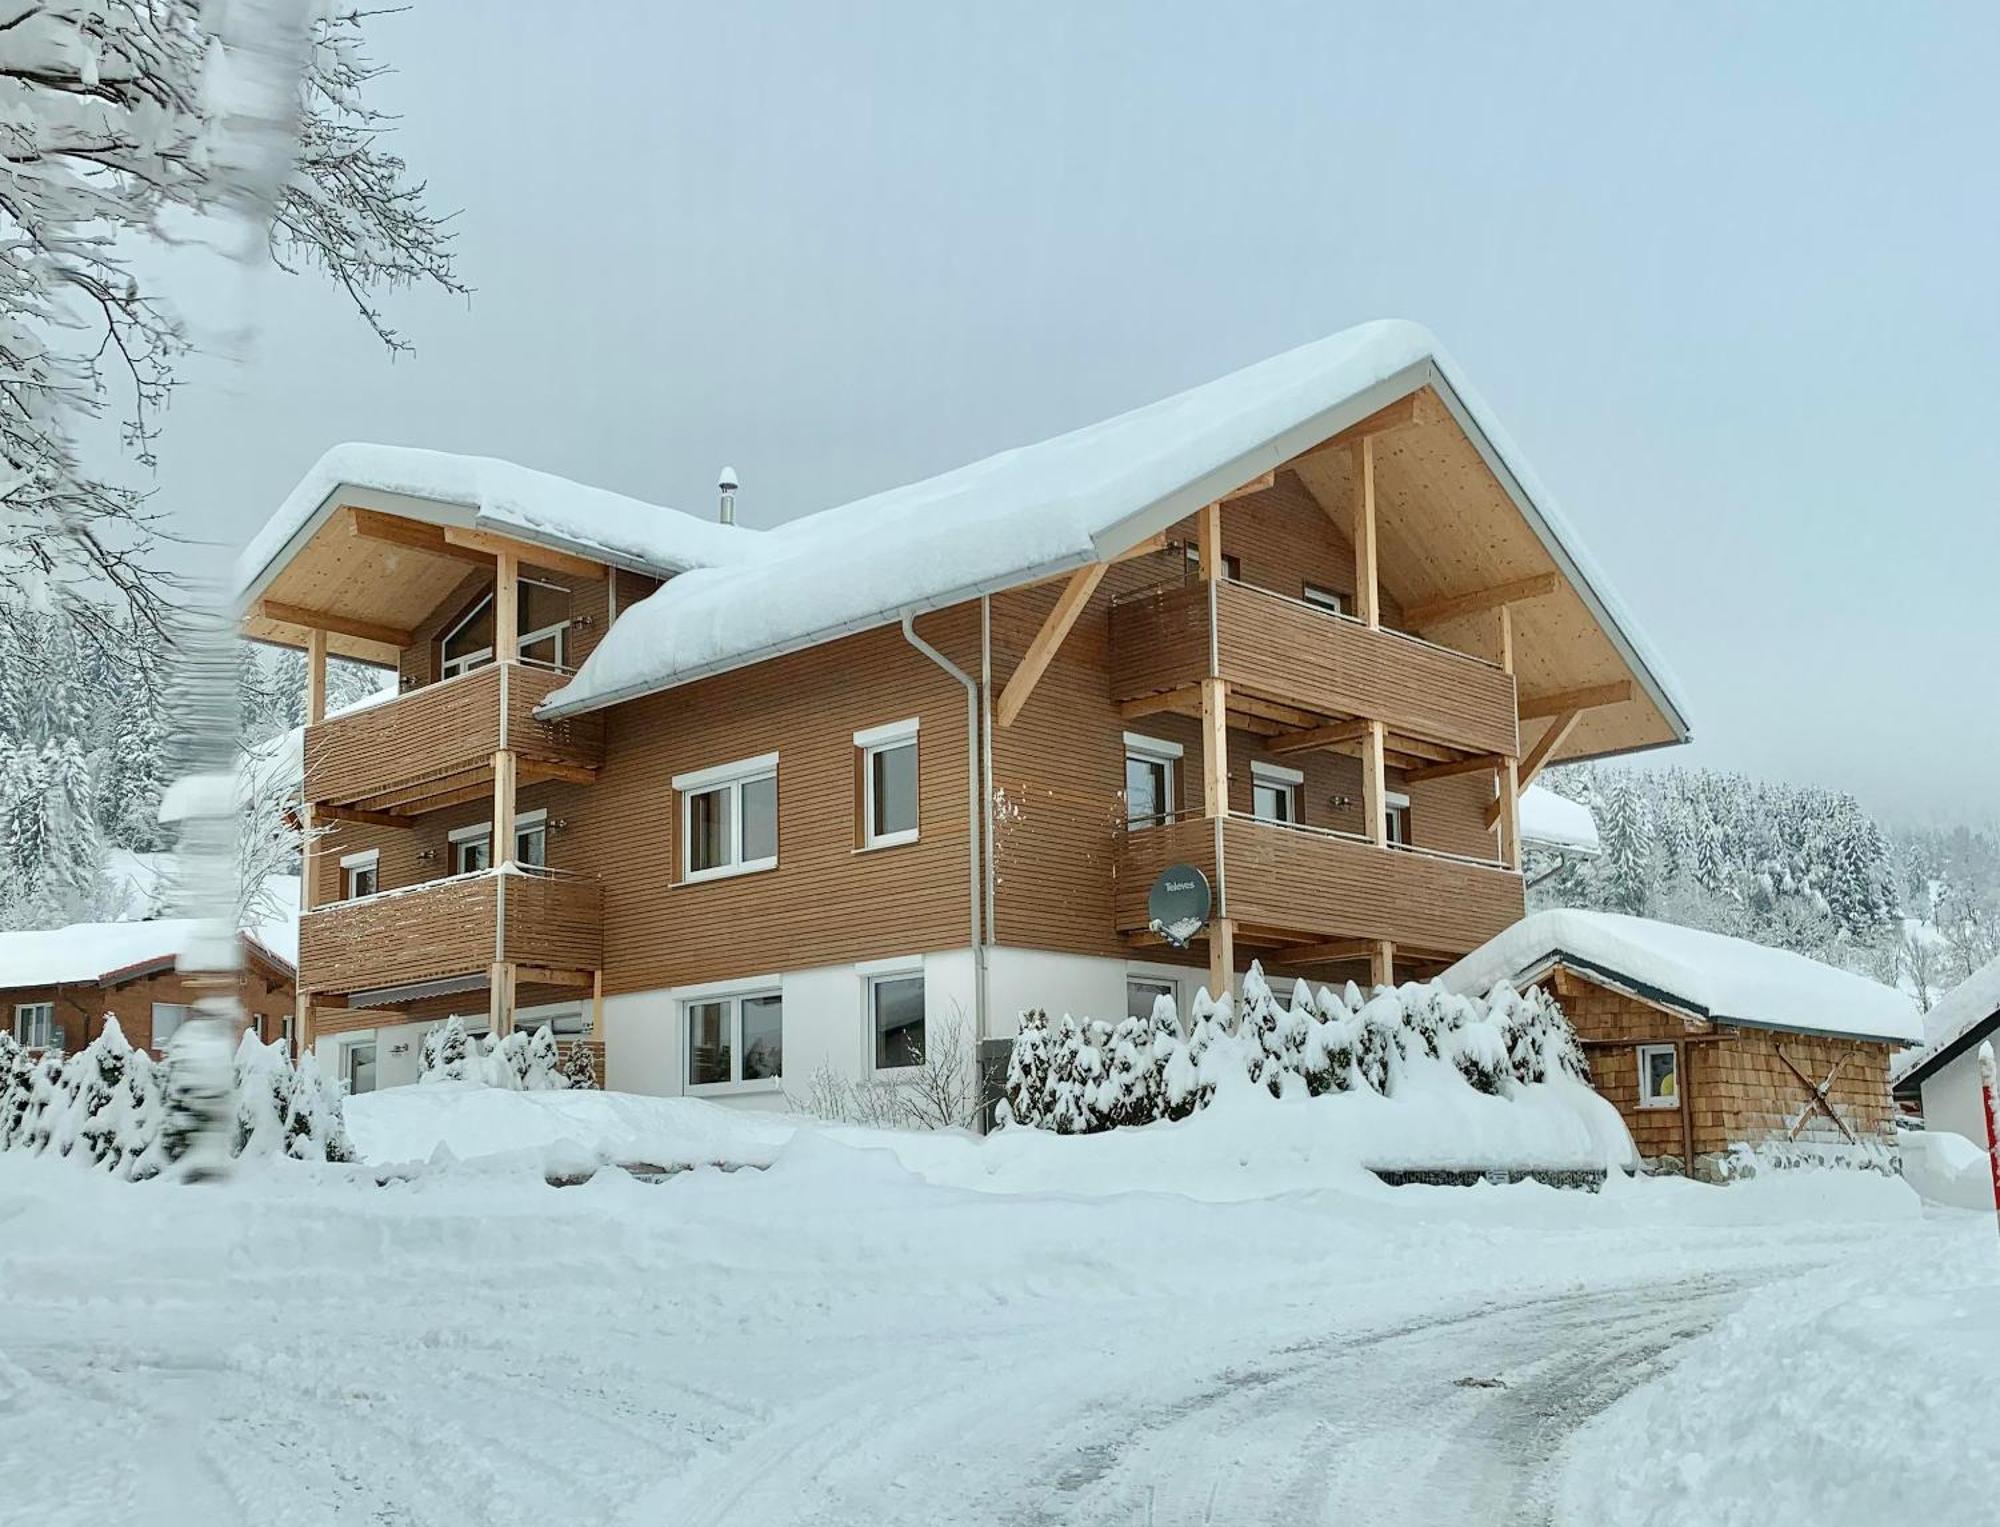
left=559, top=1039, right=599, bottom=1091
left=1001, top=1010, right=1052, bottom=1127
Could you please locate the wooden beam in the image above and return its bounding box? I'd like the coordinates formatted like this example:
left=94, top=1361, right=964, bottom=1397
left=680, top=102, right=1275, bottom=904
left=1352, top=435, right=1379, bottom=629
left=1280, top=938, right=1377, bottom=966
left=1295, top=390, right=1439, bottom=461
left=1110, top=530, right=1170, bottom=564
left=371, top=775, right=495, bottom=816
left=494, top=550, right=520, bottom=662
left=1220, top=470, right=1275, bottom=502
left=1197, top=500, right=1224, bottom=582
left=256, top=598, right=413, bottom=651
left=489, top=961, right=517, bottom=1038
left=1361, top=720, right=1387, bottom=847
left=590, top=969, right=605, bottom=1043
left=1369, top=939, right=1395, bottom=991
left=311, top=802, right=415, bottom=829
left=1402, top=572, right=1563, bottom=632
left=305, top=627, right=328, bottom=726
left=440, top=525, right=604, bottom=581
left=1265, top=718, right=1378, bottom=755
left=515, top=965, right=593, bottom=989
left=345, top=506, right=491, bottom=568
left=492, top=750, right=517, bottom=867
left=996, top=563, right=1108, bottom=727
left=1518, top=680, right=1634, bottom=720
left=518, top=759, right=600, bottom=787
left=1497, top=756, right=1521, bottom=871
left=1484, top=708, right=1583, bottom=830
left=1201, top=677, right=1230, bottom=818
left=1401, top=752, right=1507, bottom=785
left=1208, top=918, right=1235, bottom=1006
left=1119, top=689, right=1197, bottom=721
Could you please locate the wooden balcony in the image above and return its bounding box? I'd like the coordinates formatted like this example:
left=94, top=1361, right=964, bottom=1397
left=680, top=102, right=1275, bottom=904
left=297, top=867, right=603, bottom=997
left=1116, top=814, right=1524, bottom=961
left=306, top=662, right=605, bottom=815
left=1110, top=580, right=1519, bottom=760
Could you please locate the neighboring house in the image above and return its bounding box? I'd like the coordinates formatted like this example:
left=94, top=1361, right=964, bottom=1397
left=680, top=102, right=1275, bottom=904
left=0, top=915, right=298, bottom=1057
left=1443, top=910, right=1922, bottom=1179
left=1892, top=955, right=2000, bottom=1145
left=234, top=320, right=1691, bottom=1103
left=1519, top=784, right=1599, bottom=857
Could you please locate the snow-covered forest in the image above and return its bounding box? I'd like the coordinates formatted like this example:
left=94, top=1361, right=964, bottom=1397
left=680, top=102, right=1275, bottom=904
left=1537, top=762, right=1999, bottom=1008
left=0, top=607, right=385, bottom=930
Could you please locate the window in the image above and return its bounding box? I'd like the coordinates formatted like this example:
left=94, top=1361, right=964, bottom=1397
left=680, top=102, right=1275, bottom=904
left=856, top=719, right=919, bottom=849
left=1251, top=760, right=1303, bottom=825
left=870, top=972, right=926, bottom=1070
left=341, top=850, right=379, bottom=899
left=344, top=1041, right=378, bottom=1096
left=1637, top=1044, right=1678, bottom=1108
left=450, top=822, right=492, bottom=875
left=440, top=593, right=495, bottom=679
left=151, top=1003, right=191, bottom=1049
left=1124, top=733, right=1182, bottom=827
left=515, top=810, right=547, bottom=869
left=675, top=753, right=779, bottom=882
left=685, top=990, right=782, bottom=1088
left=518, top=579, right=573, bottom=669
left=1184, top=544, right=1242, bottom=581
left=1126, top=976, right=1177, bottom=1026
left=1302, top=584, right=1347, bottom=617
left=13, top=1002, right=53, bottom=1048
left=1385, top=791, right=1412, bottom=848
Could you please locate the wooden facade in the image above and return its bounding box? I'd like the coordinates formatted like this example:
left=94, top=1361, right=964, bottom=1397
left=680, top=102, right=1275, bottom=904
left=1545, top=966, right=1897, bottom=1180
left=2, top=946, right=295, bottom=1058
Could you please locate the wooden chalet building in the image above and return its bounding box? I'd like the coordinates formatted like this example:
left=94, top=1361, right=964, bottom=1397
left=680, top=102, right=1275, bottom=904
left=1443, top=910, right=1921, bottom=1178
left=235, top=321, right=1690, bottom=1100
left=1, top=919, right=297, bottom=1059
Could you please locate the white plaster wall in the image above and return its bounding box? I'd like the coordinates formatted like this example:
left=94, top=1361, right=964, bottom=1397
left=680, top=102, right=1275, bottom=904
left=1920, top=1046, right=1994, bottom=1147
left=984, top=945, right=1201, bottom=1035
left=603, top=987, right=678, bottom=1098
left=314, top=1021, right=428, bottom=1094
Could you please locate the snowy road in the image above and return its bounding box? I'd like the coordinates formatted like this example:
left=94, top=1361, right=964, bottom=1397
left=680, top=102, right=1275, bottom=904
left=0, top=1141, right=1974, bottom=1527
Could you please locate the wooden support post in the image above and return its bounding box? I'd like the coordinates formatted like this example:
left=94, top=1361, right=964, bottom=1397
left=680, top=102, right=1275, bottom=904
left=1494, top=605, right=1520, bottom=870
left=294, top=989, right=312, bottom=1060
left=1677, top=1038, right=1694, bottom=1179
left=1197, top=499, right=1224, bottom=583
left=494, top=549, right=520, bottom=662
left=489, top=962, right=517, bottom=1038
left=305, top=627, right=328, bottom=726
left=995, top=563, right=1107, bottom=727
left=590, top=968, right=605, bottom=1040
left=1208, top=919, right=1235, bottom=1007
left=1370, top=940, right=1395, bottom=991
left=1201, top=677, right=1229, bottom=819
left=1361, top=720, right=1388, bottom=847
left=492, top=750, right=517, bottom=865
left=1352, top=435, right=1379, bottom=629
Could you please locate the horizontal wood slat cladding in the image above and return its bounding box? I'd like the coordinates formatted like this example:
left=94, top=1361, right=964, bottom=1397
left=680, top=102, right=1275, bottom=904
left=306, top=663, right=602, bottom=809
left=1215, top=818, right=1523, bottom=955
left=1108, top=586, right=1211, bottom=698
left=299, top=874, right=502, bottom=994
left=564, top=609, right=981, bottom=995
left=1, top=965, right=293, bottom=1056
left=503, top=873, right=603, bottom=971
left=1112, top=819, right=1219, bottom=933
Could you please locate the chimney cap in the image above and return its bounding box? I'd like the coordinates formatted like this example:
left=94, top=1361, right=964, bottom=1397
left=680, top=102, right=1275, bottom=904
left=717, top=466, right=739, bottom=493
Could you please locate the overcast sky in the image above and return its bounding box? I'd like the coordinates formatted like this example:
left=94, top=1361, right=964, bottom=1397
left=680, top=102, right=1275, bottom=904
left=142, top=2, right=1997, bottom=822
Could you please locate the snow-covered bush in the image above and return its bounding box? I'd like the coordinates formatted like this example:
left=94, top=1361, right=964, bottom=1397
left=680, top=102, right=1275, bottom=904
left=995, top=963, right=1598, bottom=1134
left=0, top=1019, right=351, bottom=1175
left=416, top=1018, right=573, bottom=1091
left=559, top=1039, right=599, bottom=1091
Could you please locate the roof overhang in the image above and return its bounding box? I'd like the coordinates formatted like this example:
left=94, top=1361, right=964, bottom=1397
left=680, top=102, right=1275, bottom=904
left=1896, top=1007, right=2000, bottom=1089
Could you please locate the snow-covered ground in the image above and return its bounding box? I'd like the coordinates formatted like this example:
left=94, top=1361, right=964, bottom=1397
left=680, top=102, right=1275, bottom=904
left=2, top=1090, right=1992, bottom=1526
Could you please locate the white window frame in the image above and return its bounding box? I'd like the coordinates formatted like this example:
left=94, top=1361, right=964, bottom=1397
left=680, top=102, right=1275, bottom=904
left=860, top=959, right=927, bottom=1074
left=13, top=1001, right=54, bottom=1048
left=856, top=717, right=920, bottom=850
left=514, top=808, right=548, bottom=868
left=1124, top=972, right=1180, bottom=1029
left=340, top=848, right=380, bottom=900
left=1384, top=790, right=1412, bottom=848
left=681, top=980, right=785, bottom=1094
left=1183, top=544, right=1241, bottom=581
left=1124, top=732, right=1183, bottom=827
left=151, top=1002, right=192, bottom=1050
left=1250, top=759, right=1304, bottom=825
left=1301, top=583, right=1348, bottom=617
left=517, top=576, right=573, bottom=670
left=342, top=1039, right=379, bottom=1096
left=448, top=809, right=546, bottom=873
left=439, top=593, right=495, bottom=679
left=1637, top=1044, right=1679, bottom=1109
left=674, top=752, right=779, bottom=884
left=448, top=819, right=493, bottom=875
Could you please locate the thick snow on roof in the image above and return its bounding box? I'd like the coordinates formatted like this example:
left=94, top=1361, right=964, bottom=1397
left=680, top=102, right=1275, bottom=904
left=236, top=443, right=761, bottom=595
left=1896, top=953, right=2000, bottom=1083
left=543, top=320, right=1692, bottom=721
left=1442, top=909, right=1922, bottom=1046
left=0, top=876, right=303, bottom=989
left=1519, top=786, right=1599, bottom=852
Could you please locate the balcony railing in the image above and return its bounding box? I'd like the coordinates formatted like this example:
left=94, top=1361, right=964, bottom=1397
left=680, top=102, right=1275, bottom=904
left=1110, top=580, right=1519, bottom=759
left=1116, top=814, right=1523, bottom=959
left=298, top=866, right=603, bottom=996
left=306, top=662, right=605, bottom=812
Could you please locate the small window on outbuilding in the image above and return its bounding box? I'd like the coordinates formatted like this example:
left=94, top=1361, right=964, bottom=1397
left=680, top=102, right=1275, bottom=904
left=1637, top=1043, right=1679, bottom=1109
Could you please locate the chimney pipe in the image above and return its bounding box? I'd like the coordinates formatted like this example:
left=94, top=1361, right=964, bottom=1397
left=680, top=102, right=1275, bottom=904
left=718, top=466, right=738, bottom=526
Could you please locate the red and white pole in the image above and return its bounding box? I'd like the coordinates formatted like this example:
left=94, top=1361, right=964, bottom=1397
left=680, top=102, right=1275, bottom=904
left=1980, top=1041, right=2000, bottom=1240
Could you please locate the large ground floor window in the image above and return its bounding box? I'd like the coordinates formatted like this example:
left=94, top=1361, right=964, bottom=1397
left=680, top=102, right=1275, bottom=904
left=870, top=972, right=926, bottom=1070
left=685, top=991, right=783, bottom=1088
left=12, top=1002, right=53, bottom=1048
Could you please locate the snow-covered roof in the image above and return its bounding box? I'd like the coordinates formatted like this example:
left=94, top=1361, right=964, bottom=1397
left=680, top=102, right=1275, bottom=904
left=1519, top=786, right=1599, bottom=853
left=537, top=320, right=1692, bottom=726
left=235, top=443, right=761, bottom=596
left=1441, top=909, right=1923, bottom=1046
left=1894, top=954, right=2000, bottom=1087
left=0, top=878, right=302, bottom=990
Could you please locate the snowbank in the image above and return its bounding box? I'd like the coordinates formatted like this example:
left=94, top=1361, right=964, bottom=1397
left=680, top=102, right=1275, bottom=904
left=1899, top=1128, right=1997, bottom=1210
left=1555, top=1226, right=2000, bottom=1526
left=1442, top=908, right=1923, bottom=1045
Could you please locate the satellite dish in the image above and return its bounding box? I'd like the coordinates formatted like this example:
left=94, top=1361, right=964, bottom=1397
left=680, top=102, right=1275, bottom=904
left=1147, top=863, right=1212, bottom=948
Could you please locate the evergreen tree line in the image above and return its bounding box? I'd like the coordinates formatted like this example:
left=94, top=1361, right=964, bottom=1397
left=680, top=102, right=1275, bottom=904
left=0, top=1019, right=352, bottom=1178
left=1000, top=965, right=1589, bottom=1135
left=0, top=606, right=387, bottom=931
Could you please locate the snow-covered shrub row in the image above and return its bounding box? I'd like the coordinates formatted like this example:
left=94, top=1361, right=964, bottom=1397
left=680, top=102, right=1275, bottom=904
left=0, top=1019, right=352, bottom=1176
left=999, top=965, right=1588, bottom=1134
left=416, top=1015, right=594, bottom=1090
